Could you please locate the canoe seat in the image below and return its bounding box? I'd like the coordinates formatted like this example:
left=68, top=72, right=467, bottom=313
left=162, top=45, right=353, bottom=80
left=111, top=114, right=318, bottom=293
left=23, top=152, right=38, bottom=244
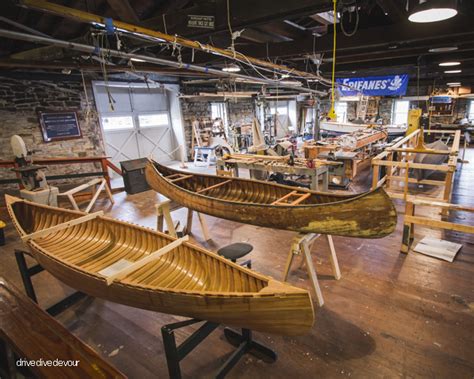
left=217, top=243, right=252, bottom=269
left=271, top=191, right=311, bottom=206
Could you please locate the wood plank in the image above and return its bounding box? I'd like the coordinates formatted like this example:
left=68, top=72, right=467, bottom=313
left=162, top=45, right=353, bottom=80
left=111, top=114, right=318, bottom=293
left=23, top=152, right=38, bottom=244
left=0, top=278, right=126, bottom=378
left=404, top=215, right=474, bottom=234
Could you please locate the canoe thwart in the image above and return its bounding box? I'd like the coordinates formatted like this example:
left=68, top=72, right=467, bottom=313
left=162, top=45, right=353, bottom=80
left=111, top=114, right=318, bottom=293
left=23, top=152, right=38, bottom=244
left=167, top=174, right=194, bottom=183
left=102, top=235, right=189, bottom=285
left=271, top=191, right=311, bottom=206
left=21, top=211, right=104, bottom=242
left=197, top=180, right=232, bottom=194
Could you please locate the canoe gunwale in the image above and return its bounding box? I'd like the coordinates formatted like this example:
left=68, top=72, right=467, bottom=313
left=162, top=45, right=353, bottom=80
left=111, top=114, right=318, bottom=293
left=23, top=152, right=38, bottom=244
left=5, top=196, right=310, bottom=298
left=148, top=159, right=388, bottom=209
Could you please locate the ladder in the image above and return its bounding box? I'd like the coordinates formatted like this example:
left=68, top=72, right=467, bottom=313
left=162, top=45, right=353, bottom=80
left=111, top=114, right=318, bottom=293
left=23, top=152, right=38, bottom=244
left=357, top=95, right=369, bottom=121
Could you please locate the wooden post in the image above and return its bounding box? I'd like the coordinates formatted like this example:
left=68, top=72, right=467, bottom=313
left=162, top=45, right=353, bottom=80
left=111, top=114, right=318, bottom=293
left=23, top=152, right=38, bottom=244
left=372, top=164, right=380, bottom=190
left=326, top=235, right=341, bottom=280
left=401, top=201, right=415, bottom=253
left=100, top=158, right=112, bottom=190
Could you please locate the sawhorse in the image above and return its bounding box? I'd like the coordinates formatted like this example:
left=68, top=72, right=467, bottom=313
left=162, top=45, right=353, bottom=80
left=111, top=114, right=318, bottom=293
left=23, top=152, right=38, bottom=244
left=156, top=199, right=210, bottom=241
left=283, top=234, right=341, bottom=307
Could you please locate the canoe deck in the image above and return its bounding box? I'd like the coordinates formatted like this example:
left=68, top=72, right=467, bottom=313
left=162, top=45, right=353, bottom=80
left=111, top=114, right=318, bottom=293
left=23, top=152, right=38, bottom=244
left=5, top=195, right=314, bottom=335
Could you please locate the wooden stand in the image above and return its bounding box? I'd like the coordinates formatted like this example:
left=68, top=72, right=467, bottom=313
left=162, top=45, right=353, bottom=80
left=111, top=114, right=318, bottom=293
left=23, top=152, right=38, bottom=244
left=156, top=199, right=210, bottom=241
left=283, top=233, right=341, bottom=307
left=401, top=199, right=474, bottom=253
left=58, top=178, right=114, bottom=213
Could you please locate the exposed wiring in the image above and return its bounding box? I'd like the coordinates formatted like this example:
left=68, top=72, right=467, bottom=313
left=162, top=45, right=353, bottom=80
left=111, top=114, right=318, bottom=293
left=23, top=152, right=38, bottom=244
left=339, top=1, right=359, bottom=37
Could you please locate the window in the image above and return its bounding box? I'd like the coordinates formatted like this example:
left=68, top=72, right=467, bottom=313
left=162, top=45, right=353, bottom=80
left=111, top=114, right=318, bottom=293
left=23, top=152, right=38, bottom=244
left=211, top=102, right=228, bottom=122
left=269, top=101, right=288, bottom=115
left=335, top=102, right=348, bottom=123
left=469, top=100, right=474, bottom=121
left=138, top=113, right=169, bottom=127
left=101, top=116, right=134, bottom=130
left=392, top=100, right=410, bottom=125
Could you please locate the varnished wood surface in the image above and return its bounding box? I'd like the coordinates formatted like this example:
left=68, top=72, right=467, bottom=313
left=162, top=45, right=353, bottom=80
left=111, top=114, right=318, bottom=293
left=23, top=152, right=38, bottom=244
left=0, top=277, right=126, bottom=378
left=0, top=151, right=473, bottom=378
left=5, top=195, right=314, bottom=335
left=145, top=160, right=398, bottom=238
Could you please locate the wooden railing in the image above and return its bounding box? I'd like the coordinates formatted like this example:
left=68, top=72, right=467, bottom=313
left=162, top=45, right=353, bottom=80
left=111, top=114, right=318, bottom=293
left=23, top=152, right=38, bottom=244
left=371, top=129, right=460, bottom=203
left=0, top=156, right=122, bottom=190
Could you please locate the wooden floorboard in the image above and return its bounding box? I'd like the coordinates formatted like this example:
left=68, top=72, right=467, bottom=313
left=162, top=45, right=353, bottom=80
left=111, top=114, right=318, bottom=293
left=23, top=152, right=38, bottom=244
left=0, top=149, right=473, bottom=378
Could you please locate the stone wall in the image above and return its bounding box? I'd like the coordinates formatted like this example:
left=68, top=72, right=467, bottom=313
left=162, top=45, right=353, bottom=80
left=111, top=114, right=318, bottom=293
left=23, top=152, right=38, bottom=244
left=179, top=97, right=256, bottom=155
left=0, top=75, right=105, bottom=188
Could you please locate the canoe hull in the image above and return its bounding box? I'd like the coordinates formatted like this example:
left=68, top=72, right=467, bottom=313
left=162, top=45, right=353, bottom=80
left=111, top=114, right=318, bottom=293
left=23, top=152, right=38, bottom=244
left=6, top=195, right=314, bottom=336
left=145, top=162, right=397, bottom=238
left=29, top=246, right=313, bottom=335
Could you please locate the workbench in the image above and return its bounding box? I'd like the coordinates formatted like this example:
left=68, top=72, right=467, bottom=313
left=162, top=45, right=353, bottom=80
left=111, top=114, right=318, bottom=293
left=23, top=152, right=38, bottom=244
left=217, top=155, right=335, bottom=191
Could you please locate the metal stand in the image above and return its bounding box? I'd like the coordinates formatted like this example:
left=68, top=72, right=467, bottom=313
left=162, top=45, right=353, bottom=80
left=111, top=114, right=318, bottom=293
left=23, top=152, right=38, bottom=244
left=14, top=249, right=87, bottom=316
left=161, top=319, right=277, bottom=379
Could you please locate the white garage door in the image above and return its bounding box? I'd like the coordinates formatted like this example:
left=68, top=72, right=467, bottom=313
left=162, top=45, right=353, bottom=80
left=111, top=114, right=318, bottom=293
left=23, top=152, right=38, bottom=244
left=93, top=82, right=178, bottom=171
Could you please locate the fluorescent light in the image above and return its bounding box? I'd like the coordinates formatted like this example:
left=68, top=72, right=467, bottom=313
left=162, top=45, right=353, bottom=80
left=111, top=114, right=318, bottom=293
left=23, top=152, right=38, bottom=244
left=281, top=74, right=290, bottom=79
left=429, top=46, right=458, bottom=53
left=439, top=61, right=460, bottom=66
left=447, top=82, right=461, bottom=87
left=222, top=65, right=240, bottom=73
left=444, top=69, right=462, bottom=74
left=409, top=1, right=457, bottom=23
left=130, top=57, right=146, bottom=62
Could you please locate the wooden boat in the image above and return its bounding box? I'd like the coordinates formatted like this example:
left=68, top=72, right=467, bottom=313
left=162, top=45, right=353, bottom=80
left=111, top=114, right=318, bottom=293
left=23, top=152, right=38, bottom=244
left=320, top=121, right=407, bottom=137
left=5, top=195, right=314, bottom=336
left=145, top=160, right=397, bottom=238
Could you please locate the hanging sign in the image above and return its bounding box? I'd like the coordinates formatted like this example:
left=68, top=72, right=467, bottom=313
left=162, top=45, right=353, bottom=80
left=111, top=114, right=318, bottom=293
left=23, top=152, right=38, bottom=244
left=38, top=111, right=82, bottom=142
left=430, top=96, right=452, bottom=104
left=187, top=15, right=215, bottom=29
left=336, top=74, right=409, bottom=97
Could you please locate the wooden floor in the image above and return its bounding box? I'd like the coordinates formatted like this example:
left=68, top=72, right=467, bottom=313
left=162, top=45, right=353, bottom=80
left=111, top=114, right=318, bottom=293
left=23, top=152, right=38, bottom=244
left=0, top=150, right=473, bottom=378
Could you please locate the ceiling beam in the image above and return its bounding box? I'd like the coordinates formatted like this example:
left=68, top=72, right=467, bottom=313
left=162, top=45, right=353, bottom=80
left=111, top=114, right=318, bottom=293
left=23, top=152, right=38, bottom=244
left=236, top=16, right=474, bottom=59
left=141, top=0, right=333, bottom=39
left=105, top=0, right=139, bottom=23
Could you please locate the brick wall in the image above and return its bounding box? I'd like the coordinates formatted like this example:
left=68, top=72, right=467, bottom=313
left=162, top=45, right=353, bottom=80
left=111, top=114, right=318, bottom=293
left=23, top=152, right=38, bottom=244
left=0, top=76, right=105, bottom=188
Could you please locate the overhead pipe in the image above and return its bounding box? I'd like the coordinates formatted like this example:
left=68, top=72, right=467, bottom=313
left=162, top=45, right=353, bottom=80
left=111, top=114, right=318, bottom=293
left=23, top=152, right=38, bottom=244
left=0, top=29, right=326, bottom=95
left=18, top=0, right=328, bottom=83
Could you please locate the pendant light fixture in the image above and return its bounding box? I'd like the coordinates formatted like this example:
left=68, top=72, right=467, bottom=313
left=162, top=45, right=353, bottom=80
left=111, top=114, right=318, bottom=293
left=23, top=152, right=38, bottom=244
left=408, top=0, right=458, bottom=23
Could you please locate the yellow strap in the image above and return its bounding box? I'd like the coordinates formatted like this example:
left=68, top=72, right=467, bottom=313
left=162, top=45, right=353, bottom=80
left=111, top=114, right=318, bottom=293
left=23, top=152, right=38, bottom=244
left=328, top=0, right=337, bottom=120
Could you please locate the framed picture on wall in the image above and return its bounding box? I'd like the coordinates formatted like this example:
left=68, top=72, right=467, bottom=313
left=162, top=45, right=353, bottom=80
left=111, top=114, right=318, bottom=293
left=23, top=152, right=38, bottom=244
left=38, top=111, right=82, bottom=142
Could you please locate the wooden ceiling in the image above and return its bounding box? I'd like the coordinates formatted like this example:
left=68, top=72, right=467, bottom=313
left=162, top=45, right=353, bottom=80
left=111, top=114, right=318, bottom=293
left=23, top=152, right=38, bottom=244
left=0, top=0, right=474, bottom=87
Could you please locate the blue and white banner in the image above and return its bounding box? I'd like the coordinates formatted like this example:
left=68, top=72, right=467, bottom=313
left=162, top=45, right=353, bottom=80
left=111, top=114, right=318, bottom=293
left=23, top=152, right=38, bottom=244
left=336, top=74, right=409, bottom=97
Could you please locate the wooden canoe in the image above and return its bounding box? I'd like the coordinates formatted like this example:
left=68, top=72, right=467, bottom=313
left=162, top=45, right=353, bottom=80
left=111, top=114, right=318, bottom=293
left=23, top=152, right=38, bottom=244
left=145, top=159, right=397, bottom=238
left=5, top=195, right=314, bottom=336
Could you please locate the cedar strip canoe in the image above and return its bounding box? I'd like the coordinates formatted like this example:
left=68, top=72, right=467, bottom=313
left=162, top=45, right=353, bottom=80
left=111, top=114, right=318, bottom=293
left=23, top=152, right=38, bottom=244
left=145, top=159, right=397, bottom=238
left=5, top=195, right=314, bottom=335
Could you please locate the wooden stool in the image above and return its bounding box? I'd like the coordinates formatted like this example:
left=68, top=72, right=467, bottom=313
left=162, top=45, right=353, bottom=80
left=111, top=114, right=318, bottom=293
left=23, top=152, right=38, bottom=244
left=217, top=242, right=252, bottom=268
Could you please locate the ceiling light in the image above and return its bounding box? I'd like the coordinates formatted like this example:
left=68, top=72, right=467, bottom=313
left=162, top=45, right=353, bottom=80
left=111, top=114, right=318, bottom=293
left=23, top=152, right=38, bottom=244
left=444, top=69, right=461, bottom=73
left=222, top=64, right=240, bottom=73
left=408, top=0, right=457, bottom=23
left=130, top=57, right=146, bottom=62
left=429, top=46, right=458, bottom=53
left=281, top=74, right=290, bottom=79
left=439, top=61, right=460, bottom=66
left=447, top=82, right=461, bottom=86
